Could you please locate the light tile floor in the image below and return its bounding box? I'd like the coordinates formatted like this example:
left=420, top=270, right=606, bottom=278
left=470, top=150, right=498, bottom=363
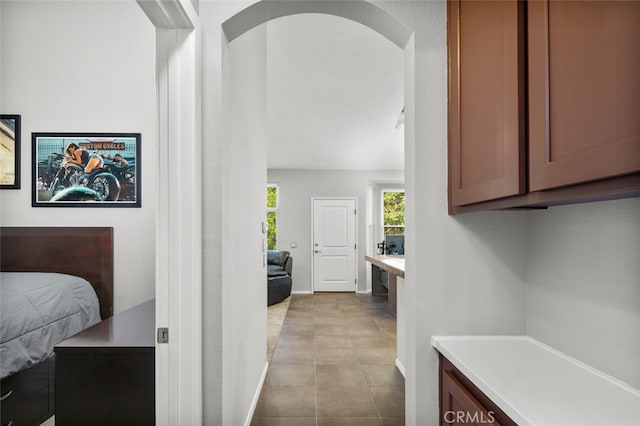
left=268, top=296, right=292, bottom=361
left=253, top=293, right=405, bottom=426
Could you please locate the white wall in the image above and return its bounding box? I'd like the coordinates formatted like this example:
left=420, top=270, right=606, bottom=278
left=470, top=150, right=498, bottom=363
left=200, top=2, right=260, bottom=423
left=267, top=169, right=403, bottom=293
left=0, top=1, right=157, bottom=314
left=221, top=22, right=269, bottom=425
left=397, top=275, right=406, bottom=373
left=526, top=198, right=640, bottom=389
left=0, top=2, right=3, bottom=105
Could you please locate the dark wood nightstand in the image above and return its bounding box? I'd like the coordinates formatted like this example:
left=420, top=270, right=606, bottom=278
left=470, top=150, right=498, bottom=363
left=54, top=299, right=155, bottom=426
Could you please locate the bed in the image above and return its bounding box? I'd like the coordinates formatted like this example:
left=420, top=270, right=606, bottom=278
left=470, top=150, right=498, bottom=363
left=0, top=227, right=114, bottom=426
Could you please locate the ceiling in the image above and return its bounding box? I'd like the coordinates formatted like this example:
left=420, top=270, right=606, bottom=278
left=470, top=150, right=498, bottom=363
left=266, top=13, right=404, bottom=171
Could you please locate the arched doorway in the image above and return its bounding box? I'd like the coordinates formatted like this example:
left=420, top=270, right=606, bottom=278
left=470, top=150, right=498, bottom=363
left=143, top=0, right=434, bottom=424
left=210, top=2, right=415, bottom=425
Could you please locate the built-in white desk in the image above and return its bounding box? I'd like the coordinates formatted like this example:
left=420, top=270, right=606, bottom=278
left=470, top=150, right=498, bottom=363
left=365, top=255, right=406, bottom=376
left=365, top=255, right=404, bottom=315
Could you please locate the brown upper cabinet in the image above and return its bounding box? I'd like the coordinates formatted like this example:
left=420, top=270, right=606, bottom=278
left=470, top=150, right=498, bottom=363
left=528, top=1, right=640, bottom=191
left=448, top=0, right=640, bottom=214
left=448, top=0, right=526, bottom=207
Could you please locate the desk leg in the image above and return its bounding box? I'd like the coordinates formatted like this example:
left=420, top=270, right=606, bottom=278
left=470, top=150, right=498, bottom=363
left=372, top=264, right=388, bottom=296
left=388, top=273, right=397, bottom=316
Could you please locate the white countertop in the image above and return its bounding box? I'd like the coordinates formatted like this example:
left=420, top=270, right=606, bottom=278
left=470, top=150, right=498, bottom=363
left=432, top=336, right=640, bottom=426
left=364, top=255, right=405, bottom=278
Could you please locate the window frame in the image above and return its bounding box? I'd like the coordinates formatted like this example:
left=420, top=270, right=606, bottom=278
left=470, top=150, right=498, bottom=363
left=381, top=188, right=405, bottom=236
left=267, top=183, right=279, bottom=212
left=266, top=183, right=279, bottom=250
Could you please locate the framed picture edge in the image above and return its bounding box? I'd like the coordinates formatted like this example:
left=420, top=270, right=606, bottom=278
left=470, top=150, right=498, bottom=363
left=0, top=114, right=22, bottom=189
left=31, top=132, right=142, bottom=208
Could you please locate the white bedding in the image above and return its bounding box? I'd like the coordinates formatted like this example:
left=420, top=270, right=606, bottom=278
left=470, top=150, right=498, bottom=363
left=0, top=272, right=101, bottom=379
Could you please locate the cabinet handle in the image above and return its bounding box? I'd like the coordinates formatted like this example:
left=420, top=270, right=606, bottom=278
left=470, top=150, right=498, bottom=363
left=0, top=390, right=13, bottom=401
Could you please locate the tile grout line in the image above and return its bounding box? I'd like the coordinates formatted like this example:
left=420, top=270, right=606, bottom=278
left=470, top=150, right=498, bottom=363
left=258, top=293, right=402, bottom=424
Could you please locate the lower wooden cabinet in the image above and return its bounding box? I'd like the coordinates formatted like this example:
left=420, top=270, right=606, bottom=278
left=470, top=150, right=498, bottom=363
left=439, top=355, right=515, bottom=426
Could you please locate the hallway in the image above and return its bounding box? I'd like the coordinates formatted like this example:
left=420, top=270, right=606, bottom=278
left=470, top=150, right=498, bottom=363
left=252, top=293, right=405, bottom=425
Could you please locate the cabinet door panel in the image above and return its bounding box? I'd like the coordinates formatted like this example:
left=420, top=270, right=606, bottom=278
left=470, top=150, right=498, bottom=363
left=441, top=370, right=500, bottom=425
left=529, top=0, right=640, bottom=191
left=448, top=0, right=526, bottom=207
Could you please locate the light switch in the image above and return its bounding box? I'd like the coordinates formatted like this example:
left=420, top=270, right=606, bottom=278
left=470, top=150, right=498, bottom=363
left=290, top=242, right=297, bottom=248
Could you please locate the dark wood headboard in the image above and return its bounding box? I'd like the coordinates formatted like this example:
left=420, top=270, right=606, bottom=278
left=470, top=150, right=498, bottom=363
left=1, top=227, right=114, bottom=319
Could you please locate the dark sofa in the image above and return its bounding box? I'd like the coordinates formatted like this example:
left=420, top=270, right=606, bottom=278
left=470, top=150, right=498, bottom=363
left=267, top=250, right=293, bottom=306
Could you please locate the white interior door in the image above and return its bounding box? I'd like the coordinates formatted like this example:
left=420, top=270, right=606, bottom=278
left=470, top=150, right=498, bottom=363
left=313, top=198, right=357, bottom=292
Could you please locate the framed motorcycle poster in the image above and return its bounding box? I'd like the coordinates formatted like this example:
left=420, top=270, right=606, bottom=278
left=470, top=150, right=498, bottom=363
left=32, top=132, right=141, bottom=207
left=0, top=115, right=21, bottom=189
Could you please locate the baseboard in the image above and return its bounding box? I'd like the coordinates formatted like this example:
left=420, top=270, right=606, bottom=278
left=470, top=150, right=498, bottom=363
left=293, top=290, right=372, bottom=294
left=395, top=358, right=406, bottom=377
left=244, top=361, right=269, bottom=426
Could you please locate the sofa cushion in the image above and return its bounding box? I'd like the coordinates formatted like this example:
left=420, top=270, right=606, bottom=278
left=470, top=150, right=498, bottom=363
left=268, top=273, right=292, bottom=306
left=267, top=264, right=285, bottom=273
left=267, top=250, right=290, bottom=268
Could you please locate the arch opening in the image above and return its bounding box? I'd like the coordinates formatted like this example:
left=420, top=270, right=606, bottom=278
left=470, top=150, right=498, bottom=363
left=217, top=1, right=416, bottom=424
left=222, top=0, right=412, bottom=48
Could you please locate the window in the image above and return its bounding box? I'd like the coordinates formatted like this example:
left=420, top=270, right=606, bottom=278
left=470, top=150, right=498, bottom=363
left=266, top=184, right=278, bottom=250
left=382, top=190, right=404, bottom=235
